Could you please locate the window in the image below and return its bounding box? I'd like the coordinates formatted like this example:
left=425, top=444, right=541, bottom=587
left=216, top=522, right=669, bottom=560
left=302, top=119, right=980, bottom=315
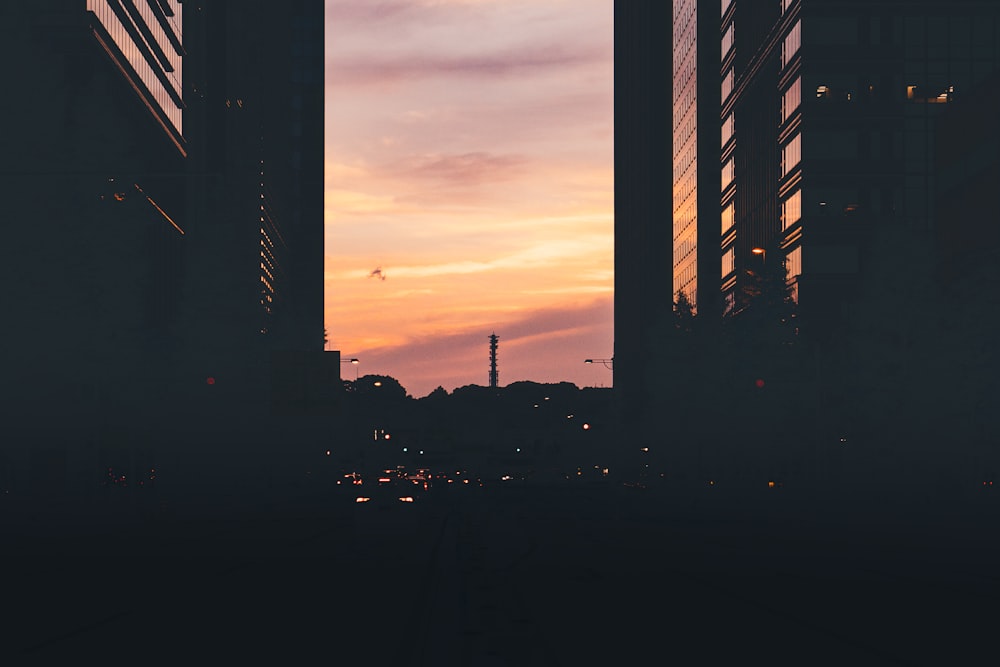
left=782, top=190, right=802, bottom=230
left=722, top=201, right=735, bottom=235
left=782, top=20, right=801, bottom=69
left=722, top=68, right=734, bottom=102
left=722, top=0, right=732, bottom=17
left=722, top=23, right=735, bottom=60
left=722, top=114, right=734, bottom=147
left=722, top=246, right=735, bottom=278
left=722, top=158, right=734, bottom=190
left=782, top=134, right=801, bottom=177
left=723, top=291, right=736, bottom=316
left=786, top=246, right=802, bottom=280
left=782, top=77, right=801, bottom=124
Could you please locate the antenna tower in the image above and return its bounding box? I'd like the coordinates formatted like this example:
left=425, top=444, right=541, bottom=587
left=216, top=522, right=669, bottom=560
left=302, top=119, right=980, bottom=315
left=488, top=333, right=499, bottom=388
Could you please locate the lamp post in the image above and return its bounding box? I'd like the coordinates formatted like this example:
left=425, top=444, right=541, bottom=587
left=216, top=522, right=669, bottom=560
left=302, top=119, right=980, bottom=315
left=341, top=357, right=360, bottom=382
left=752, top=246, right=766, bottom=263
left=584, top=358, right=614, bottom=370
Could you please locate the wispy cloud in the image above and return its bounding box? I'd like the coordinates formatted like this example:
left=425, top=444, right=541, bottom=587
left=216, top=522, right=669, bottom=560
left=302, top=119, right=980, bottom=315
left=392, top=151, right=528, bottom=186
left=330, top=44, right=609, bottom=87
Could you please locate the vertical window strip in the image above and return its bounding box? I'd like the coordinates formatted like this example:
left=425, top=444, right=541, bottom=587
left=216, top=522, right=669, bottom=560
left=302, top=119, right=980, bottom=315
left=782, top=134, right=801, bottom=177
left=782, top=189, right=802, bottom=229
left=782, top=19, right=801, bottom=69
left=782, top=77, right=801, bottom=124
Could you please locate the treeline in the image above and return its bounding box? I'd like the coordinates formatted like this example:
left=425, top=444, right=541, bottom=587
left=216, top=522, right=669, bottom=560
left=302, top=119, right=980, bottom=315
left=332, top=376, right=615, bottom=478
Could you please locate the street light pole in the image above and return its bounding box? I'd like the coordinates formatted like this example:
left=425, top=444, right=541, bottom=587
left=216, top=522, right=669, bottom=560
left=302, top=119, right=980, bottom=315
left=341, top=358, right=360, bottom=382
left=584, top=358, right=614, bottom=371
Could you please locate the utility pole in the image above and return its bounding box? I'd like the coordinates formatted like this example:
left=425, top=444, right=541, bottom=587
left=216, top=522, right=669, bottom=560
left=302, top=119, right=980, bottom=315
left=488, top=333, right=499, bottom=389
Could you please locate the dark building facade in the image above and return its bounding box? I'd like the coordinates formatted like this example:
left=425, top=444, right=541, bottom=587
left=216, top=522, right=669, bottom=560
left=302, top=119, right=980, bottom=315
left=613, top=1, right=674, bottom=430
left=181, top=0, right=326, bottom=428
left=718, top=0, right=1000, bottom=336
left=4, top=2, right=189, bottom=488
left=2, top=1, right=326, bottom=492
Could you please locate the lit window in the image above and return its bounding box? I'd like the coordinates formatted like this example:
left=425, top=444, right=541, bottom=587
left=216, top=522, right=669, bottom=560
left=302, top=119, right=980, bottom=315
left=721, top=246, right=735, bottom=278
left=721, top=158, right=734, bottom=190
left=722, top=114, right=734, bottom=147
left=786, top=246, right=802, bottom=281
left=722, top=24, right=735, bottom=60
left=722, top=69, right=734, bottom=102
left=782, top=77, right=801, bottom=124
left=782, top=134, right=801, bottom=178
left=782, top=190, right=802, bottom=229
left=782, top=20, right=801, bottom=69
left=816, top=85, right=831, bottom=98
left=722, top=201, right=735, bottom=235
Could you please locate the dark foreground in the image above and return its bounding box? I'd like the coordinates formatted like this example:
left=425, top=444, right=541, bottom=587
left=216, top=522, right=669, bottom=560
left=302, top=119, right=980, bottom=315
left=3, top=477, right=998, bottom=666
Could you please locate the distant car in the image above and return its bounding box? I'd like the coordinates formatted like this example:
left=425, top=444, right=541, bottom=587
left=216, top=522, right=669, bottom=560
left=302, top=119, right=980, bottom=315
left=352, top=474, right=423, bottom=537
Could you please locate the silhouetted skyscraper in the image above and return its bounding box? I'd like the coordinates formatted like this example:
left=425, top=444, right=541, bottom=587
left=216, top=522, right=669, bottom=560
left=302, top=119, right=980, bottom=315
left=181, top=1, right=326, bottom=427
left=614, top=1, right=673, bottom=431
left=3, top=2, right=189, bottom=493
left=717, top=0, right=1000, bottom=335
left=2, top=1, right=326, bottom=489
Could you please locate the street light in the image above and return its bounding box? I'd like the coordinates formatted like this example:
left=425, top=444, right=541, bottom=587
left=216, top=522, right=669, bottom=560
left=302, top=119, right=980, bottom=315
left=584, top=358, right=614, bottom=370
left=341, top=357, right=360, bottom=381
left=752, top=247, right=766, bottom=262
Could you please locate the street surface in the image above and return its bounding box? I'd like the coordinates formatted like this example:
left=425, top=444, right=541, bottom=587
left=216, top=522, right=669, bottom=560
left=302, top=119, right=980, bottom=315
left=3, top=476, right=999, bottom=665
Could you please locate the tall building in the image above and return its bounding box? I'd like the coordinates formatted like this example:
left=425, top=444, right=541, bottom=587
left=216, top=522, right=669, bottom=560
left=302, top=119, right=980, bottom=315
left=613, top=0, right=1000, bottom=453
left=613, top=2, right=674, bottom=430
left=2, top=1, right=326, bottom=491
left=717, top=0, right=1000, bottom=336
left=672, top=0, right=721, bottom=318
left=180, top=0, right=326, bottom=427
left=4, top=2, right=188, bottom=486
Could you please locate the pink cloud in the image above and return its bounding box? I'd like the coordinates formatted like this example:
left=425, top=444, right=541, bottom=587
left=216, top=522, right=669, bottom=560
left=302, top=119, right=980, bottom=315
left=328, top=44, right=610, bottom=87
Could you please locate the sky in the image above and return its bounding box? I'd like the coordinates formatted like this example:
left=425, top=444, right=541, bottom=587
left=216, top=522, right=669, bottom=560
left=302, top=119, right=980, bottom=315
left=324, top=0, right=614, bottom=399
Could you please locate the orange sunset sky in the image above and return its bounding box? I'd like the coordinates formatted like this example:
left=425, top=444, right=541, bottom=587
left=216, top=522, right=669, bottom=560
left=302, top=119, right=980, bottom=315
left=324, top=0, right=614, bottom=398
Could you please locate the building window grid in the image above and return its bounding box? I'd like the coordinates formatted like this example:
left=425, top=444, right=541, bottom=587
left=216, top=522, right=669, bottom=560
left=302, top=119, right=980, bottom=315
left=87, top=0, right=183, bottom=134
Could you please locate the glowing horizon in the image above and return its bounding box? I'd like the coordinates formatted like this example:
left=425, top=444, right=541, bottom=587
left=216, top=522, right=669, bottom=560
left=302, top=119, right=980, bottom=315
left=325, top=0, right=614, bottom=398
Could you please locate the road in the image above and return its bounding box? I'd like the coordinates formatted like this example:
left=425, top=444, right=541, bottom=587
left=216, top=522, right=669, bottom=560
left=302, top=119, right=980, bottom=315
left=4, top=479, right=999, bottom=665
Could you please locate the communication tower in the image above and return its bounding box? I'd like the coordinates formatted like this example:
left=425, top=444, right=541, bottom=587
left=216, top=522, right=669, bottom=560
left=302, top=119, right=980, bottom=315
left=488, top=333, right=499, bottom=388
